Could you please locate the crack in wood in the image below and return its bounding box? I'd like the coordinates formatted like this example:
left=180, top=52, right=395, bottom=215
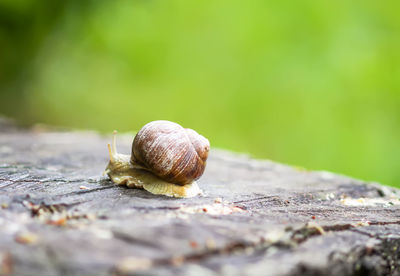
left=232, top=195, right=281, bottom=204
left=0, top=177, right=101, bottom=185
left=112, top=231, right=164, bottom=250
left=59, top=185, right=115, bottom=197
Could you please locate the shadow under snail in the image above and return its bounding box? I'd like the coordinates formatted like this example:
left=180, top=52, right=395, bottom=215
left=104, top=120, right=210, bottom=198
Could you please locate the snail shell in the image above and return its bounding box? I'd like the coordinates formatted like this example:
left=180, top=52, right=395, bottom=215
left=131, top=120, right=210, bottom=185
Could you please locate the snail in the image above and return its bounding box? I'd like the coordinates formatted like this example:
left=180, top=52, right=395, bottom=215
left=104, top=120, right=210, bottom=198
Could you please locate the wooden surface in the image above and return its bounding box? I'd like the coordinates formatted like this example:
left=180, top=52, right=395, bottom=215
left=0, top=118, right=399, bottom=276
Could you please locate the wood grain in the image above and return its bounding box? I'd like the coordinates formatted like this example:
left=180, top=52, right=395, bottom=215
left=0, top=118, right=399, bottom=276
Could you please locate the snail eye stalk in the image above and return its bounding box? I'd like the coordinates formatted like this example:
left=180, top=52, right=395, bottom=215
left=107, top=144, right=113, bottom=162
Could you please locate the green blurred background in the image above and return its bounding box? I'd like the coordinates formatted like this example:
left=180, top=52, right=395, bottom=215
left=0, top=0, right=399, bottom=186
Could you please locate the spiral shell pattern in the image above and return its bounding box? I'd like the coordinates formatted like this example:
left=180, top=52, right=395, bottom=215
left=131, top=120, right=210, bottom=185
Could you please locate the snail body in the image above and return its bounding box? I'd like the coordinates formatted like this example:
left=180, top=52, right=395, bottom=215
left=105, top=120, right=210, bottom=198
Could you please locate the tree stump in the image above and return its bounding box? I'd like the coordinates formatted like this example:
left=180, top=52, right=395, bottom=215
left=0, top=118, right=399, bottom=276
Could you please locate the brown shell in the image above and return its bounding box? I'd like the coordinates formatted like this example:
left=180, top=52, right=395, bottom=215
left=131, top=120, right=210, bottom=185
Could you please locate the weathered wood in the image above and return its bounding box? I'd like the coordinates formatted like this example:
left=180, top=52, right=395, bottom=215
left=0, top=118, right=399, bottom=276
